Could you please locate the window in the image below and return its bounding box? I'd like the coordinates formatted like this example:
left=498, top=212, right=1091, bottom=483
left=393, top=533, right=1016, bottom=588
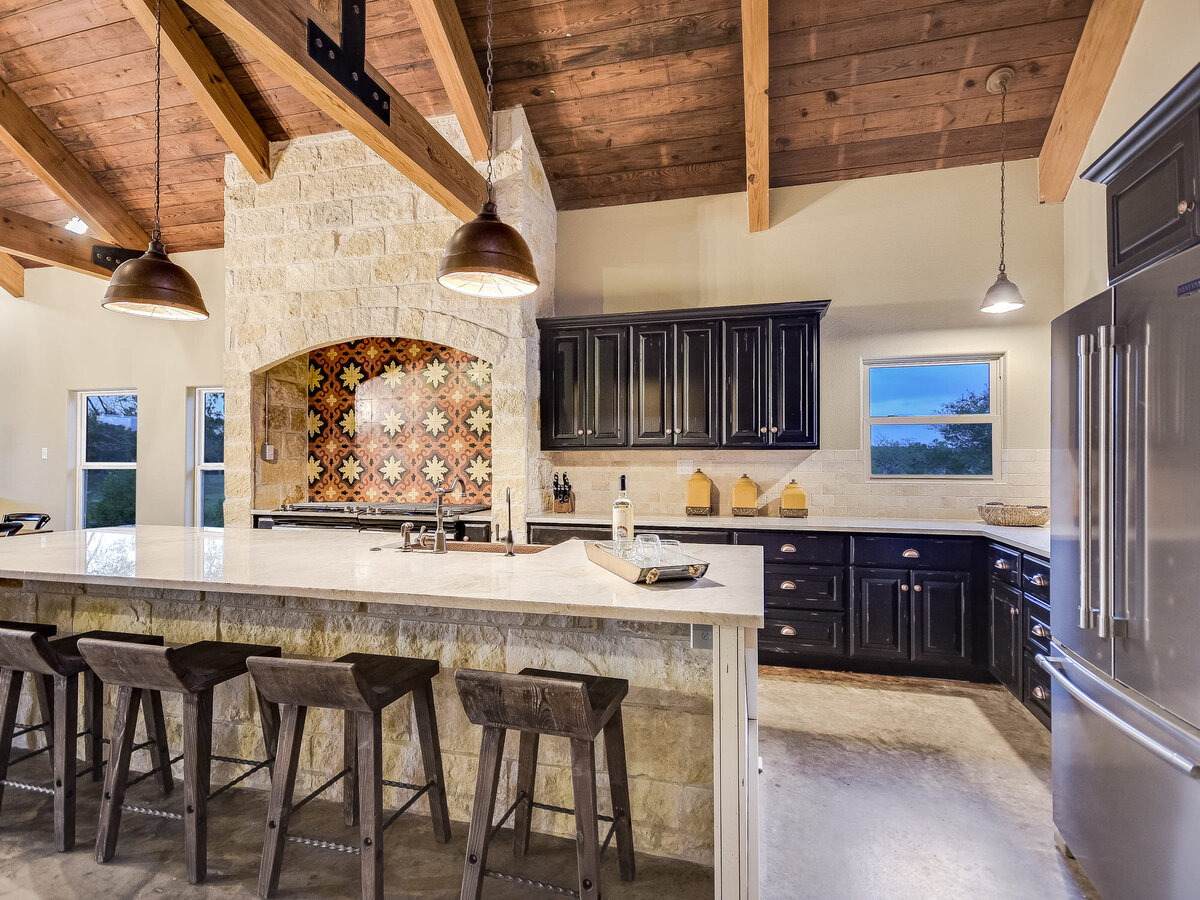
left=78, top=392, right=138, bottom=527
left=195, top=389, right=225, bottom=527
left=864, top=356, right=1002, bottom=478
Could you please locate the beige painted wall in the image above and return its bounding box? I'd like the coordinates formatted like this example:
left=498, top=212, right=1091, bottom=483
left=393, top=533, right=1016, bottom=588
left=557, top=158, right=1063, bottom=452
left=1063, top=0, right=1200, bottom=307
left=0, top=249, right=225, bottom=528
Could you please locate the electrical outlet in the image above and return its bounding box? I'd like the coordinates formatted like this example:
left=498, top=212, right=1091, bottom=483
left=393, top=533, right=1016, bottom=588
left=40, top=447, right=48, bottom=460
left=677, top=458, right=694, bottom=475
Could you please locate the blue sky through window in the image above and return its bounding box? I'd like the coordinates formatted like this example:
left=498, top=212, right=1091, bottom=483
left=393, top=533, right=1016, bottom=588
left=869, top=363, right=990, bottom=417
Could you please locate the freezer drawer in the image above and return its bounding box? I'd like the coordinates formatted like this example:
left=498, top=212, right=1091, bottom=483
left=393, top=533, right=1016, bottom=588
left=1043, top=649, right=1200, bottom=900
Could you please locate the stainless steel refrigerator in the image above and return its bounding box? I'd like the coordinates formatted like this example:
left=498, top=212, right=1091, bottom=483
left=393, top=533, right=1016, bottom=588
left=1047, top=241, right=1200, bottom=900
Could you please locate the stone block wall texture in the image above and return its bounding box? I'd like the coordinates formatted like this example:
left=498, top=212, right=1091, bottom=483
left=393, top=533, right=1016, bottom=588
left=224, top=109, right=556, bottom=537
left=0, top=582, right=714, bottom=866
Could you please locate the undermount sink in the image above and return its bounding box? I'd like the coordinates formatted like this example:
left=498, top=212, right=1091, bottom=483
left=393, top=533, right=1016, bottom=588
left=445, top=541, right=549, bottom=554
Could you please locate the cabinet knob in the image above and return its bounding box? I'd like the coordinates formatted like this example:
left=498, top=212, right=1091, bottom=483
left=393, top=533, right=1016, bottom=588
left=1178, top=199, right=1196, bottom=215
left=576, top=429, right=584, bottom=436
left=759, top=427, right=768, bottom=434
left=993, top=559, right=1011, bottom=571
left=1032, top=685, right=1050, bottom=701
left=779, top=626, right=797, bottom=636
left=675, top=428, right=682, bottom=434
left=902, top=549, right=920, bottom=559
left=900, top=584, right=909, bottom=592
left=1032, top=624, right=1051, bottom=639
left=770, top=426, right=778, bottom=434
left=1029, top=574, right=1049, bottom=587
left=779, top=581, right=797, bottom=591
left=913, top=584, right=922, bottom=592
left=780, top=543, right=797, bottom=553
left=1010, top=606, right=1018, bottom=617
left=586, top=429, right=593, bottom=435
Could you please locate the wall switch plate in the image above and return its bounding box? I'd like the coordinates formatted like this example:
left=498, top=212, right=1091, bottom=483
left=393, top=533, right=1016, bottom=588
left=690, top=624, right=713, bottom=650
left=40, top=448, right=47, bottom=459
left=677, top=458, right=694, bottom=475
left=261, top=444, right=276, bottom=461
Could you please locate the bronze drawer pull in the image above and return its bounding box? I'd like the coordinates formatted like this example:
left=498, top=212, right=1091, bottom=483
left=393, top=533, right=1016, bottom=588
left=1029, top=574, right=1049, bottom=587
left=1032, top=624, right=1051, bottom=639
left=779, top=626, right=797, bottom=636
left=902, top=549, right=919, bottom=559
left=993, top=559, right=1011, bottom=570
left=779, top=581, right=797, bottom=591
left=780, top=543, right=797, bottom=553
left=1032, top=685, right=1049, bottom=701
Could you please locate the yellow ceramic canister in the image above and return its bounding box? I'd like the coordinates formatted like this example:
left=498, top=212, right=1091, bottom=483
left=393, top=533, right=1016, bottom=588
left=731, top=474, right=759, bottom=517
left=685, top=469, right=713, bottom=516
left=780, top=480, right=809, bottom=518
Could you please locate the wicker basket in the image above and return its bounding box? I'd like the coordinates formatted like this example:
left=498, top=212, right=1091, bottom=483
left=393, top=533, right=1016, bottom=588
left=978, top=502, right=1050, bottom=527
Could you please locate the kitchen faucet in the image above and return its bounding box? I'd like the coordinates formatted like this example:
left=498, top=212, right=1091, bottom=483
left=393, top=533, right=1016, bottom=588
left=431, top=477, right=463, bottom=554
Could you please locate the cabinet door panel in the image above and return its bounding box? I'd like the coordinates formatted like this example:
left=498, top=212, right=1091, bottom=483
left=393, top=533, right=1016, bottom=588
left=723, top=319, right=768, bottom=446
left=631, top=324, right=674, bottom=446
left=676, top=321, right=720, bottom=447
left=989, top=583, right=1021, bottom=692
left=770, top=316, right=818, bottom=447
left=912, top=570, right=972, bottom=665
left=852, top=567, right=909, bottom=660
left=540, top=329, right=586, bottom=448
left=586, top=326, right=629, bottom=446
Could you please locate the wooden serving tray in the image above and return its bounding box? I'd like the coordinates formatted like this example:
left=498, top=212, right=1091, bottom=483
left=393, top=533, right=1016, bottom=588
left=584, top=541, right=709, bottom=585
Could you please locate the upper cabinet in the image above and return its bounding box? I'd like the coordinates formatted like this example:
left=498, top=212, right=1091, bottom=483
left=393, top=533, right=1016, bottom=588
left=538, top=301, right=828, bottom=451
left=1083, top=64, right=1200, bottom=283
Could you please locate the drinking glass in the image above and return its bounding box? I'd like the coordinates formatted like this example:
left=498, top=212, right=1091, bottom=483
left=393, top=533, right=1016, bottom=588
left=613, top=538, right=637, bottom=560
left=634, top=534, right=662, bottom=565
left=658, top=539, right=683, bottom=565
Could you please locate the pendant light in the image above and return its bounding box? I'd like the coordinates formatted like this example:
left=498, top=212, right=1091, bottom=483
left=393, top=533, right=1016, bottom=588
left=103, top=0, right=208, bottom=321
left=437, top=0, right=539, bottom=298
left=980, top=66, right=1025, bottom=315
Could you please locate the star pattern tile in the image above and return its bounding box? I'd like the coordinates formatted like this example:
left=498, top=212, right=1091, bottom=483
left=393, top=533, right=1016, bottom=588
left=307, top=337, right=492, bottom=504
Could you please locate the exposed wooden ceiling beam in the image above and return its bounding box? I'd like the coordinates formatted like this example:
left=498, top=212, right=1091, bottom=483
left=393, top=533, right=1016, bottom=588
left=123, top=0, right=272, bottom=184
left=0, top=207, right=114, bottom=279
left=187, top=0, right=486, bottom=221
left=1038, top=0, right=1145, bottom=203
left=0, top=255, right=24, bottom=298
left=0, top=79, right=150, bottom=249
left=410, top=0, right=490, bottom=162
left=742, top=0, right=769, bottom=232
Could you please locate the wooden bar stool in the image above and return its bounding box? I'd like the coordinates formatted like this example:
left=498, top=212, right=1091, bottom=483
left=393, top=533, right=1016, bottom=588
left=0, top=623, right=172, bottom=852
left=455, top=667, right=636, bottom=900
left=246, top=652, right=452, bottom=900
left=77, top=638, right=282, bottom=884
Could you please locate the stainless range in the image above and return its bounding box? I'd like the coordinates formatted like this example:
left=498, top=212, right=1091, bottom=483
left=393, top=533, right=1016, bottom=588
left=253, top=502, right=491, bottom=539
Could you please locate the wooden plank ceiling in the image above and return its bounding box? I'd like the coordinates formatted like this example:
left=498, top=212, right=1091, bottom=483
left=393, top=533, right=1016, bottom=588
left=0, top=0, right=1091, bottom=256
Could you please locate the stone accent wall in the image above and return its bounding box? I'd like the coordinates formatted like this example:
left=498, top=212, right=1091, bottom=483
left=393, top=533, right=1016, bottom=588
left=547, top=448, right=1050, bottom=520
left=252, top=356, right=309, bottom=512
left=223, top=109, right=555, bottom=537
left=0, top=581, right=714, bottom=865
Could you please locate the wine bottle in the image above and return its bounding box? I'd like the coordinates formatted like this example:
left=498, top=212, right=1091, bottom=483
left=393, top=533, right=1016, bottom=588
left=612, top=474, right=633, bottom=540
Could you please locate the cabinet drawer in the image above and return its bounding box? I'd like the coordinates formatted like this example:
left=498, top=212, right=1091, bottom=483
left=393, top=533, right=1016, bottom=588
left=987, top=544, right=1022, bottom=588
left=734, top=530, right=847, bottom=564
left=760, top=611, right=846, bottom=658
left=1023, top=650, right=1052, bottom=724
left=653, top=528, right=731, bottom=545
left=1021, top=555, right=1050, bottom=603
left=528, top=523, right=609, bottom=545
left=1023, top=595, right=1052, bottom=655
left=853, top=535, right=974, bottom=570
left=764, top=565, right=845, bottom=611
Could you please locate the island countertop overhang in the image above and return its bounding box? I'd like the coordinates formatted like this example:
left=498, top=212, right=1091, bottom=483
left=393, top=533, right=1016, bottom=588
left=0, top=526, right=765, bottom=629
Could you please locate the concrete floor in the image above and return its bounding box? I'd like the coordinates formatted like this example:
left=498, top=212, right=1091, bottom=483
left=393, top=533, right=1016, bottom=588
left=758, top=667, right=1099, bottom=900
left=0, top=669, right=1101, bottom=898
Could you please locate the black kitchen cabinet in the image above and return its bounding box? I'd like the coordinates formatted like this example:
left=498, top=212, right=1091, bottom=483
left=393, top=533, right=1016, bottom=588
left=853, top=568, right=909, bottom=660
left=1082, top=64, right=1200, bottom=283
left=989, top=583, right=1021, bottom=694
left=528, top=523, right=610, bottom=545
left=538, top=301, right=828, bottom=451
left=912, top=570, right=972, bottom=665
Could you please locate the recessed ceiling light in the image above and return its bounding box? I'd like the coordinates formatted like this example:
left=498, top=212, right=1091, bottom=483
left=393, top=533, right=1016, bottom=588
left=64, top=216, right=88, bottom=235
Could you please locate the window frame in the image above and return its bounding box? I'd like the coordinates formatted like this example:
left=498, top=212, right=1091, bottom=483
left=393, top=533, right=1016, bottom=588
left=194, top=387, right=225, bottom=528
left=77, top=389, right=139, bottom=528
left=862, top=354, right=1004, bottom=481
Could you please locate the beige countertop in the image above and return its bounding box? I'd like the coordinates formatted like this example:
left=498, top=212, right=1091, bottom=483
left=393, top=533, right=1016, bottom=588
left=527, top=512, right=1051, bottom=557
left=0, top=526, right=764, bottom=628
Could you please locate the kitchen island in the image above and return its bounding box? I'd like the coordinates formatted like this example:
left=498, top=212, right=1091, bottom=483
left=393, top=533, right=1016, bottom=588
left=0, top=526, right=763, bottom=899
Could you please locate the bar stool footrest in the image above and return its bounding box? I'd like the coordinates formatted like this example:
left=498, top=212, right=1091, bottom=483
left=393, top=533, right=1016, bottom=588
left=1, top=778, right=54, bottom=796
left=283, top=778, right=436, bottom=855
left=286, top=833, right=361, bottom=855
left=208, top=754, right=273, bottom=800
left=126, top=754, right=184, bottom=789
left=121, top=803, right=184, bottom=821
left=484, top=869, right=580, bottom=898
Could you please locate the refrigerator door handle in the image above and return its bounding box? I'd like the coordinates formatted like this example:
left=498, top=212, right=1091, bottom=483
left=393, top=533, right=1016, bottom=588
left=1038, top=654, right=1200, bottom=777
left=1097, top=325, right=1129, bottom=639
left=1077, top=333, right=1096, bottom=631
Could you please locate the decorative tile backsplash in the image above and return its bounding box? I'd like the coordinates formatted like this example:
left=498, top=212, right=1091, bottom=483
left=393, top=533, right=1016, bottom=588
left=307, top=337, right=492, bottom=504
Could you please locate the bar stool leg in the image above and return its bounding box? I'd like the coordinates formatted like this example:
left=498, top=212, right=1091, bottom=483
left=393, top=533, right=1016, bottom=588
left=141, top=690, right=174, bottom=795
left=255, top=687, right=281, bottom=778
left=96, top=684, right=142, bottom=863
left=356, top=710, right=385, bottom=900
left=183, top=688, right=214, bottom=884
left=342, top=710, right=358, bottom=826
left=569, top=738, right=602, bottom=900
left=513, top=731, right=539, bottom=858
left=33, top=674, right=54, bottom=778
left=603, top=709, right=636, bottom=881
left=0, top=668, right=24, bottom=814
left=460, top=725, right=505, bottom=900
left=259, top=703, right=306, bottom=899
left=412, top=679, right=451, bottom=844
left=52, top=673, right=78, bottom=852
left=83, top=671, right=104, bottom=782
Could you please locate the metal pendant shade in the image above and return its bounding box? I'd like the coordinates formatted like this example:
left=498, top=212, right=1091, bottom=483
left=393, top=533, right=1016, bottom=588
left=980, top=66, right=1025, bottom=315
left=103, top=0, right=207, bottom=321
left=438, top=0, right=539, bottom=299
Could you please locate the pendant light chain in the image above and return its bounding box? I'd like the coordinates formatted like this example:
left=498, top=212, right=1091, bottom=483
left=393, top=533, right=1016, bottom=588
left=998, top=80, right=1007, bottom=275
left=484, top=0, right=495, bottom=204
left=153, top=0, right=163, bottom=243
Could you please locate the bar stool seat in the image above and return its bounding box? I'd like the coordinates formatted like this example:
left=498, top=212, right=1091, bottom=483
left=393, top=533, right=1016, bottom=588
left=456, top=667, right=636, bottom=900
left=0, top=624, right=170, bottom=852
left=77, top=637, right=282, bottom=885
left=246, top=652, right=451, bottom=900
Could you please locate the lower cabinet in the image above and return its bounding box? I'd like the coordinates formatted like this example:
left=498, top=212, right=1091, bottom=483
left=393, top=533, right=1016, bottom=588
left=853, top=568, right=909, bottom=660
left=851, top=567, right=972, bottom=667
left=989, top=583, right=1022, bottom=693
